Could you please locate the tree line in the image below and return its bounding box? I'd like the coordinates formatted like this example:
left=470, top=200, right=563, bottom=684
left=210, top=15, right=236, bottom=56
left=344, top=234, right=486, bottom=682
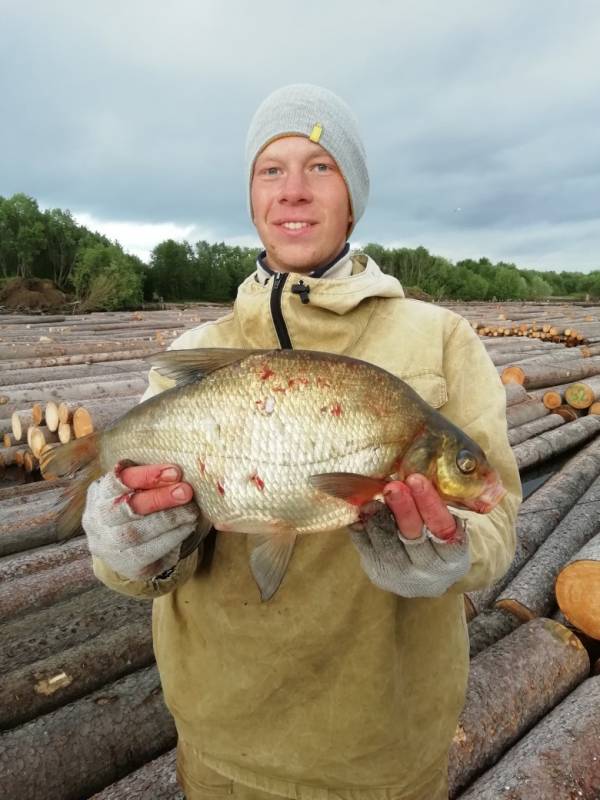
left=1, top=193, right=599, bottom=309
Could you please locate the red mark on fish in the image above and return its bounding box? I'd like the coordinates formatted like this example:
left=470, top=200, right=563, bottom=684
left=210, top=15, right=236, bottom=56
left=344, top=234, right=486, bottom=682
left=260, top=365, right=275, bottom=380
left=250, top=472, right=265, bottom=491
left=331, top=402, right=343, bottom=417
left=197, top=458, right=206, bottom=477
left=216, top=481, right=225, bottom=496
left=316, top=377, right=331, bottom=389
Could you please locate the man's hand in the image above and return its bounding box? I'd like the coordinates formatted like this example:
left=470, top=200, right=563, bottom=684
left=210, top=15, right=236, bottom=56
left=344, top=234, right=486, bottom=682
left=117, top=463, right=195, bottom=514
left=382, top=474, right=459, bottom=542
left=82, top=462, right=201, bottom=581
left=349, top=474, right=470, bottom=598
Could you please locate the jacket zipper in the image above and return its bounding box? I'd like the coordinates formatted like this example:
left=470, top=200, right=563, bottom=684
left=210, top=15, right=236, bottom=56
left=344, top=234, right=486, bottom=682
left=270, top=273, right=293, bottom=349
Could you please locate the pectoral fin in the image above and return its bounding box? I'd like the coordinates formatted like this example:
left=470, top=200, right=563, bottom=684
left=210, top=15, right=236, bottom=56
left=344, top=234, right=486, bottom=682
left=249, top=531, right=297, bottom=601
left=309, top=473, right=387, bottom=506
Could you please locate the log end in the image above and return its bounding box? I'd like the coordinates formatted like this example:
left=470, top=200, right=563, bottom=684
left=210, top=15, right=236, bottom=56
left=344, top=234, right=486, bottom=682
left=556, top=561, right=600, bottom=640
left=501, top=366, right=526, bottom=386
left=495, top=598, right=537, bottom=623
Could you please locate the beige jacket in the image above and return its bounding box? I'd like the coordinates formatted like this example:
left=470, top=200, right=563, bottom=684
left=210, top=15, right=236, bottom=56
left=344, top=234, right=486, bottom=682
left=93, top=254, right=521, bottom=799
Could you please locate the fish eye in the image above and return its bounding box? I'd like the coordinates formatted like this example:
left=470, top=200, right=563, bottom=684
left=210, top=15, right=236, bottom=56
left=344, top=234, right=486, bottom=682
left=456, top=449, right=477, bottom=474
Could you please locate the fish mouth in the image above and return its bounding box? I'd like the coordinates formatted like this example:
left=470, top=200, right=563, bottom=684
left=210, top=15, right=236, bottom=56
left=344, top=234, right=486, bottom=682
left=445, top=472, right=506, bottom=514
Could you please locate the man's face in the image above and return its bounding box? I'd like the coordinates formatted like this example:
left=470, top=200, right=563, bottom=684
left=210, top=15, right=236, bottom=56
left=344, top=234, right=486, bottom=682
left=251, top=136, right=352, bottom=273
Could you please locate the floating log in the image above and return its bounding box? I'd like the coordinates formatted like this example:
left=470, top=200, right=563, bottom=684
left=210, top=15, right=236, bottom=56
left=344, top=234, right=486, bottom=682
left=507, top=413, right=564, bottom=446
left=57, top=421, right=72, bottom=443
left=89, top=748, right=182, bottom=800
left=456, top=676, right=600, bottom=799
left=511, top=414, right=600, bottom=470
left=502, top=355, right=600, bottom=389
left=1, top=361, right=149, bottom=388
left=0, top=619, right=154, bottom=730
left=0, top=666, right=177, bottom=800
left=468, top=607, right=522, bottom=658
left=467, top=435, right=600, bottom=614
left=0, top=538, right=88, bottom=583
left=0, top=346, right=161, bottom=372
left=495, top=474, right=600, bottom=621
left=29, top=425, right=59, bottom=457
left=506, top=399, right=549, bottom=429
left=0, top=585, right=151, bottom=674
left=504, top=383, right=529, bottom=407
left=0, top=557, right=95, bottom=620
left=448, top=618, right=589, bottom=797
left=556, top=531, right=600, bottom=640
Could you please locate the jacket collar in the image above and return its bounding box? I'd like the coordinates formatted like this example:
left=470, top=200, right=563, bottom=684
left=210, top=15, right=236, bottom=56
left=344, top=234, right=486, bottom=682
left=255, top=243, right=352, bottom=286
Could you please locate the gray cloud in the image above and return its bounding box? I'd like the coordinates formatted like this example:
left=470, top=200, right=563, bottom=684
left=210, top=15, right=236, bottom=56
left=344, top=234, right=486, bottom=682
left=2, top=0, right=600, bottom=269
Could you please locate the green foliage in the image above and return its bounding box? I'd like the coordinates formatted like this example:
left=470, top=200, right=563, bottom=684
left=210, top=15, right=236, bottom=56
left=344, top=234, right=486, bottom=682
left=72, top=243, right=144, bottom=310
left=2, top=192, right=599, bottom=308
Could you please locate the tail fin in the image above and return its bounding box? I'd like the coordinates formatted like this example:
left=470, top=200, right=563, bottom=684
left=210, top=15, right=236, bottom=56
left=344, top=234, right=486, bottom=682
left=40, top=434, right=103, bottom=540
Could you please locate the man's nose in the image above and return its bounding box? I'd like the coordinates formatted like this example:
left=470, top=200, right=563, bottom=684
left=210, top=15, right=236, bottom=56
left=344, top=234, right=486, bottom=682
left=279, top=169, right=312, bottom=203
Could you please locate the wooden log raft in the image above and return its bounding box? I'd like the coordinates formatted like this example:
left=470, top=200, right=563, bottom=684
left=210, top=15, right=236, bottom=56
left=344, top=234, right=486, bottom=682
left=0, top=666, right=177, bottom=800
left=467, top=608, right=522, bottom=658
left=89, top=749, right=183, bottom=800
left=0, top=619, right=154, bottom=730
left=0, top=557, right=95, bottom=621
left=511, top=414, right=600, bottom=470
left=495, top=474, right=600, bottom=621
left=467, top=435, right=600, bottom=614
left=502, top=355, right=600, bottom=389
left=0, top=585, right=151, bottom=674
left=448, top=618, right=589, bottom=797
left=506, top=398, right=549, bottom=429
left=507, top=413, right=564, bottom=446
left=555, top=531, right=600, bottom=639
left=456, top=676, right=600, bottom=799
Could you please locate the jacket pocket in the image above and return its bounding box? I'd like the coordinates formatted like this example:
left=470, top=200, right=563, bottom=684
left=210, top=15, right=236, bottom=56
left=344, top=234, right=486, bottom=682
left=402, top=371, right=448, bottom=409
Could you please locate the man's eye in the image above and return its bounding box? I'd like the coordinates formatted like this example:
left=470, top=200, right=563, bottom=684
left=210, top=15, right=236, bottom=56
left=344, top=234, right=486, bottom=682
left=262, top=167, right=280, bottom=176
left=312, top=163, right=331, bottom=173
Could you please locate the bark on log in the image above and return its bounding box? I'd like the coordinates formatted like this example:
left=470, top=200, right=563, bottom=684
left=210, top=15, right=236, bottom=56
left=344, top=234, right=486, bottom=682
left=449, top=618, right=589, bottom=797
left=511, top=414, right=600, bottom=470
left=0, top=537, right=88, bottom=583
left=0, top=506, right=62, bottom=557
left=0, top=619, right=154, bottom=730
left=502, top=355, right=600, bottom=389
left=0, top=557, right=95, bottom=620
left=507, top=413, right=564, bottom=446
left=0, top=346, right=161, bottom=372
left=0, top=338, right=168, bottom=360
left=89, top=749, right=183, bottom=800
left=504, top=383, right=529, bottom=407
left=467, top=435, right=600, bottom=614
left=506, top=399, right=549, bottom=429
left=495, top=474, right=600, bottom=621
left=0, top=666, right=177, bottom=800
left=468, top=607, right=522, bottom=658
left=0, top=585, right=151, bottom=673
left=556, top=531, right=600, bottom=639
left=1, top=361, right=148, bottom=388
left=456, top=676, right=600, bottom=799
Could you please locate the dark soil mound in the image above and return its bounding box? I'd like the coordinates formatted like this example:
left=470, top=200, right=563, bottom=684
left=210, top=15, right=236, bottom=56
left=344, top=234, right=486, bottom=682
left=0, top=278, right=70, bottom=312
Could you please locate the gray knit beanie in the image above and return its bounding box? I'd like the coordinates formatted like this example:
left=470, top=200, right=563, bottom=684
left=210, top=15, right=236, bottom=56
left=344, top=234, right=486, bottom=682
left=246, top=84, right=369, bottom=232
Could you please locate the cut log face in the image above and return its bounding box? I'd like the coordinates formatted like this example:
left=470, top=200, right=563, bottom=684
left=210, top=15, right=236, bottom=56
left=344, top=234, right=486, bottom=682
left=448, top=618, right=589, bottom=797
left=456, top=676, right=600, bottom=799
left=556, top=531, right=600, bottom=639
left=495, top=474, right=600, bottom=621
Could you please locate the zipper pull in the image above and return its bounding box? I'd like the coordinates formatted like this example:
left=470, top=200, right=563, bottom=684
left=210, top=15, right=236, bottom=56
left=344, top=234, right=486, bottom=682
left=291, top=280, right=311, bottom=305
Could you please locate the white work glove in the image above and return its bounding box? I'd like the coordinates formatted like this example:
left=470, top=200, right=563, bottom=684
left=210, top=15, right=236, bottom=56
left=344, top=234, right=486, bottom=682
left=350, top=501, right=470, bottom=598
left=82, top=468, right=201, bottom=580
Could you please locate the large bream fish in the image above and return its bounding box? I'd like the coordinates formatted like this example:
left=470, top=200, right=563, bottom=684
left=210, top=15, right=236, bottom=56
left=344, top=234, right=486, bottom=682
left=42, top=348, right=506, bottom=600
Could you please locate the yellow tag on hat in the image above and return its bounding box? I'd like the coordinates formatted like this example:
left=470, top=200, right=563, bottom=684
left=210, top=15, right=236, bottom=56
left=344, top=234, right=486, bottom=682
left=309, top=123, right=323, bottom=143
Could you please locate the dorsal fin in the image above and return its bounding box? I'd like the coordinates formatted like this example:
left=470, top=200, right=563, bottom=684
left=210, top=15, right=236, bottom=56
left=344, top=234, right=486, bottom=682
left=149, top=348, right=269, bottom=386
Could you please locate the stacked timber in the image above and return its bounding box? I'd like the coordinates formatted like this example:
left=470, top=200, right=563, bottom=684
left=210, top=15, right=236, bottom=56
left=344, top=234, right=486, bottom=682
left=4, top=304, right=600, bottom=798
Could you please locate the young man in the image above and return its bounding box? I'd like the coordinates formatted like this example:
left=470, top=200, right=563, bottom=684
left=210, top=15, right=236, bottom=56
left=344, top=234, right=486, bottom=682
left=83, top=85, right=521, bottom=800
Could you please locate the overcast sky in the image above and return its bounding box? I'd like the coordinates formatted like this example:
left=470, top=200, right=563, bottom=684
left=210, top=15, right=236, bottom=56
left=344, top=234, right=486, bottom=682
left=2, top=1, right=599, bottom=271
